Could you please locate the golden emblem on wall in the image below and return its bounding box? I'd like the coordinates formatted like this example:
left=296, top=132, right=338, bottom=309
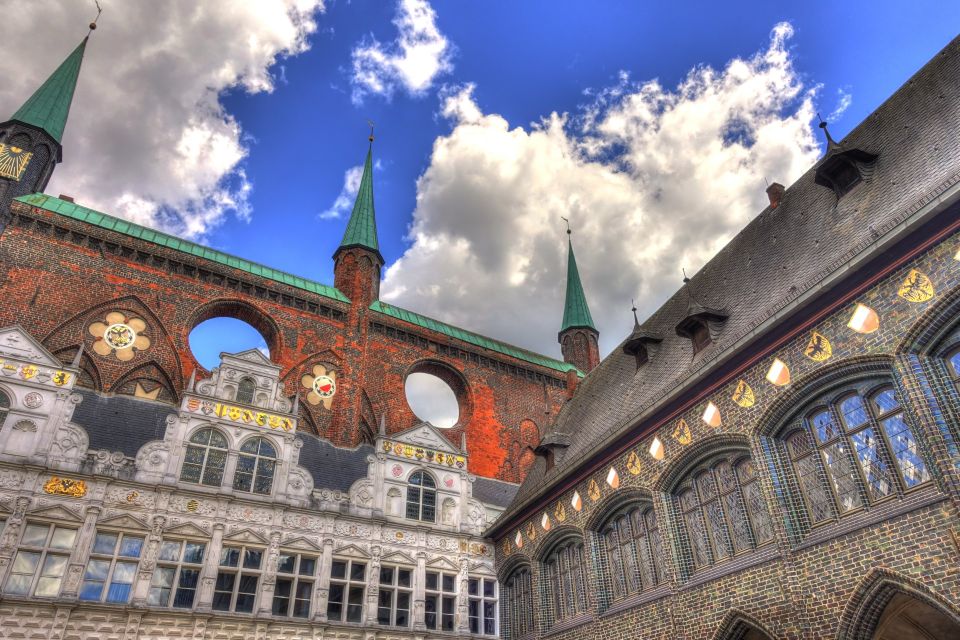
left=301, top=364, right=337, bottom=409
left=626, top=450, right=642, bottom=475
left=88, top=312, right=151, bottom=361
left=502, top=539, right=511, bottom=555
left=587, top=478, right=601, bottom=502
left=732, top=379, right=756, bottom=408
left=804, top=332, right=832, bottom=362
left=526, top=522, right=536, bottom=541
left=554, top=501, right=566, bottom=522
left=897, top=269, right=935, bottom=303
left=186, top=499, right=200, bottom=512
left=43, top=476, right=86, bottom=498
left=0, top=143, right=33, bottom=181
left=672, top=418, right=692, bottom=446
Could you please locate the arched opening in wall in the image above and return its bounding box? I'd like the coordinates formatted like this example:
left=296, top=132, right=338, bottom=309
left=869, top=593, right=960, bottom=640
left=189, top=318, right=270, bottom=370
left=404, top=361, right=469, bottom=429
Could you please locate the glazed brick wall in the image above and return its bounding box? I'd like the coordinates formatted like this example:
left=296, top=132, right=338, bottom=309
left=493, top=226, right=960, bottom=637
left=0, top=200, right=570, bottom=481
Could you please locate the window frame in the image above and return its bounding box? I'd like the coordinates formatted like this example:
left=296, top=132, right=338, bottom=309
left=179, top=427, right=229, bottom=487
left=405, top=470, right=438, bottom=523
left=598, top=503, right=663, bottom=604
left=147, top=537, right=206, bottom=608
left=236, top=377, right=257, bottom=405
left=327, top=557, right=367, bottom=623
left=272, top=550, right=317, bottom=618
left=4, top=522, right=77, bottom=598
left=377, top=563, right=413, bottom=627
left=233, top=436, right=278, bottom=496
left=79, top=529, right=144, bottom=604
left=213, top=543, right=264, bottom=614
left=504, top=565, right=534, bottom=639
left=468, top=575, right=498, bottom=636
left=542, top=538, right=589, bottom=626
left=424, top=569, right=457, bottom=631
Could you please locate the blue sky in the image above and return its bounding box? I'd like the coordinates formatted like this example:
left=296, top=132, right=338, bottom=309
left=4, top=1, right=959, bottom=374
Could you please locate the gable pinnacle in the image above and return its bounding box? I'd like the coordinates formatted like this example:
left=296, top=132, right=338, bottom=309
left=337, top=139, right=381, bottom=259
left=560, top=225, right=596, bottom=333
left=10, top=36, right=90, bottom=145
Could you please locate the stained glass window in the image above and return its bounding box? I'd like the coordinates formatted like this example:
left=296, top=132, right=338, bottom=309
left=406, top=471, right=437, bottom=522
left=236, top=377, right=256, bottom=405
left=233, top=437, right=277, bottom=495
left=674, top=453, right=774, bottom=573
left=180, top=428, right=228, bottom=487
left=784, top=382, right=931, bottom=529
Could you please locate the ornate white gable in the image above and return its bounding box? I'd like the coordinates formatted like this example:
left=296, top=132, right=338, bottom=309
left=28, top=504, right=84, bottom=522
left=389, top=422, right=460, bottom=455
left=0, top=325, right=64, bottom=367
left=164, top=522, right=211, bottom=538
left=221, top=349, right=280, bottom=372
left=224, top=528, right=269, bottom=545
left=425, top=556, right=459, bottom=572
left=97, top=513, right=150, bottom=531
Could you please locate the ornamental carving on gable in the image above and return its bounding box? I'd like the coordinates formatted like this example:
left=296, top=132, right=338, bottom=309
left=88, top=311, right=151, bottom=361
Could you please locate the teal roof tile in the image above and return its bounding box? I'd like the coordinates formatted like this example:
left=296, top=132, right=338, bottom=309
left=11, top=38, right=87, bottom=143
left=15, top=193, right=349, bottom=304
left=339, top=147, right=380, bottom=253
left=560, top=237, right=596, bottom=332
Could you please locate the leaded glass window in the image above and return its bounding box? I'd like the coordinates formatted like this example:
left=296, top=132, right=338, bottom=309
left=947, top=347, right=960, bottom=389
left=543, top=539, right=588, bottom=625
left=674, top=453, right=773, bottom=572
left=180, top=428, right=228, bottom=487
left=504, top=566, right=534, bottom=639
left=599, top=505, right=662, bottom=604
left=783, top=383, right=931, bottom=527
left=233, top=437, right=277, bottom=495
left=0, top=389, right=9, bottom=425
left=406, top=471, right=437, bottom=522
left=236, top=377, right=256, bottom=405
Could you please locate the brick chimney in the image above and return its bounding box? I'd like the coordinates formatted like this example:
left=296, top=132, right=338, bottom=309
left=766, top=182, right=785, bottom=209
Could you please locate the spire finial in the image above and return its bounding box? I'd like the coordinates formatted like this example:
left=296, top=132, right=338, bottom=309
left=631, top=299, right=640, bottom=329
left=560, top=216, right=571, bottom=235
left=817, top=112, right=838, bottom=149
left=89, top=1, right=102, bottom=33
left=682, top=268, right=690, bottom=284
left=367, top=119, right=375, bottom=143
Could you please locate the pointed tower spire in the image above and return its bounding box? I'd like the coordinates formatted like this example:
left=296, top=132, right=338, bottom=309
left=1, top=24, right=95, bottom=232
left=11, top=38, right=88, bottom=145
left=333, top=127, right=385, bottom=308
left=557, top=221, right=600, bottom=373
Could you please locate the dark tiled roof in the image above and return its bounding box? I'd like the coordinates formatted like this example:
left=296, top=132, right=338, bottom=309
left=296, top=434, right=373, bottom=493
left=72, top=389, right=174, bottom=457
left=473, top=477, right=520, bottom=509
left=498, top=35, right=960, bottom=526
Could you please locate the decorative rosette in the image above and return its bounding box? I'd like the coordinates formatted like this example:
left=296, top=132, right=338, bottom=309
left=301, top=364, right=337, bottom=409
left=88, top=312, right=150, bottom=361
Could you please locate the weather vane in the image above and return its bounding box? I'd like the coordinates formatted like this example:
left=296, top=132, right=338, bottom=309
left=560, top=216, right=571, bottom=235
left=367, top=120, right=375, bottom=142
left=89, top=1, right=102, bottom=32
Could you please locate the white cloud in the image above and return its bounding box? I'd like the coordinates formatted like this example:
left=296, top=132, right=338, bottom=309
left=0, top=0, right=326, bottom=239
left=320, top=164, right=365, bottom=219
left=382, top=23, right=822, bottom=359
left=351, top=0, right=453, bottom=103
left=827, top=88, right=853, bottom=122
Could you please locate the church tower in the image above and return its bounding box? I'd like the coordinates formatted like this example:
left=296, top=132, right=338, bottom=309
left=333, top=136, right=383, bottom=308
left=558, top=227, right=600, bottom=373
left=0, top=35, right=90, bottom=231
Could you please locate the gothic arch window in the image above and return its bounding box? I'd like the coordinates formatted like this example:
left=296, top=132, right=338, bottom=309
left=180, top=428, right=228, bottom=487
left=944, top=345, right=960, bottom=392
left=0, top=389, right=9, bottom=425
left=406, top=471, right=437, bottom=522
left=782, top=380, right=931, bottom=528
left=674, top=453, right=774, bottom=573
left=597, top=504, right=664, bottom=604
left=236, top=378, right=256, bottom=405
left=503, top=565, right=534, bottom=639
left=233, top=437, right=277, bottom=495
left=542, top=536, right=589, bottom=626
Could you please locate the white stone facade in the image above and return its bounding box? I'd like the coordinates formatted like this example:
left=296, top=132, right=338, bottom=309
left=0, top=327, right=501, bottom=639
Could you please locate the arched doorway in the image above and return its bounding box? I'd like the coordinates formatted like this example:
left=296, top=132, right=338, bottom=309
left=870, top=593, right=960, bottom=640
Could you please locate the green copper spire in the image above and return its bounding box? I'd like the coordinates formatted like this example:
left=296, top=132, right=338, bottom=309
left=338, top=144, right=380, bottom=255
left=11, top=37, right=88, bottom=144
left=560, top=232, right=596, bottom=332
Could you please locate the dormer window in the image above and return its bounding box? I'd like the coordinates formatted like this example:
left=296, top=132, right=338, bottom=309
left=535, top=433, right=570, bottom=473
left=622, top=329, right=662, bottom=370
left=813, top=123, right=878, bottom=200
left=676, top=305, right=728, bottom=355
left=236, top=377, right=256, bottom=405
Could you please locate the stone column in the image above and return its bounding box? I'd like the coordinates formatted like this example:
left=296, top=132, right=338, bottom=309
left=0, top=496, right=30, bottom=587
left=365, top=545, right=382, bottom=624
left=195, top=523, right=225, bottom=611
left=313, top=537, right=334, bottom=622
left=456, top=556, right=471, bottom=633
left=413, top=550, right=427, bottom=631
left=222, top=451, right=239, bottom=495
left=61, top=504, right=101, bottom=599
left=122, top=611, right=143, bottom=640
left=257, top=531, right=282, bottom=614
left=132, top=515, right=166, bottom=607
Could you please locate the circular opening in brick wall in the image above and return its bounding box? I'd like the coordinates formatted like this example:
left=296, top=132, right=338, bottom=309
left=189, top=318, right=270, bottom=370
left=405, top=361, right=468, bottom=429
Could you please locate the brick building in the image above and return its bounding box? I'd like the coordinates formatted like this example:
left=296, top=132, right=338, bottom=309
left=488, top=36, right=960, bottom=640
left=0, top=23, right=601, bottom=640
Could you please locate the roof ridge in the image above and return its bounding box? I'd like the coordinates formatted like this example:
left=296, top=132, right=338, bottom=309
left=15, top=193, right=349, bottom=303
